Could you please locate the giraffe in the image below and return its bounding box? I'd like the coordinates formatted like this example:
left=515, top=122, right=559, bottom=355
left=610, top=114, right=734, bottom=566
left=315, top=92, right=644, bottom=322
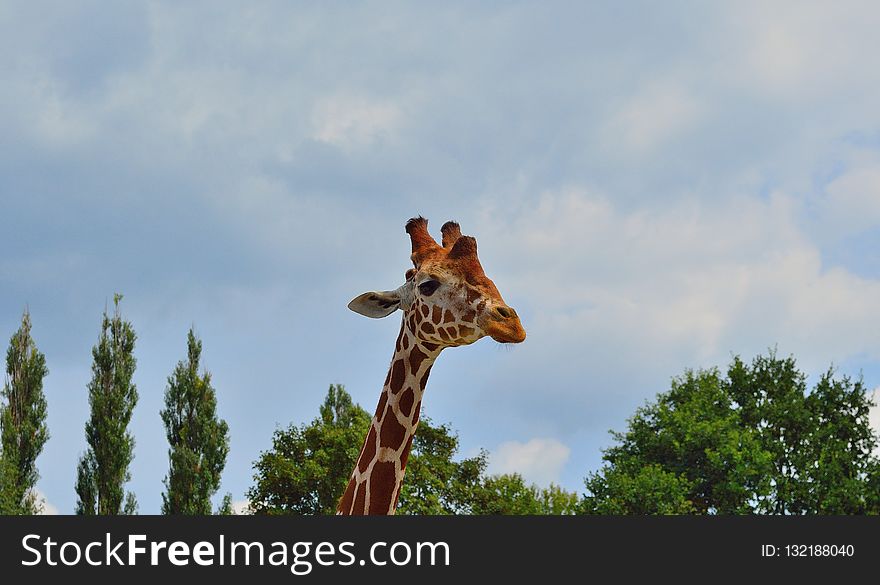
left=337, top=217, right=526, bottom=515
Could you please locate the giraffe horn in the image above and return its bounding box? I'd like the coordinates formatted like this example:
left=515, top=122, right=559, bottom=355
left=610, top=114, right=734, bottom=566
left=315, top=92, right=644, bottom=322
left=447, top=234, right=478, bottom=260
left=405, top=217, right=439, bottom=263
left=440, top=221, right=462, bottom=248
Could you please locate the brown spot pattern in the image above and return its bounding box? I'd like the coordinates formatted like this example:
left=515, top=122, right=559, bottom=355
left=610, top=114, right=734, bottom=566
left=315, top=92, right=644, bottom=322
left=419, top=365, right=433, bottom=390
left=399, top=434, right=415, bottom=470
left=338, top=478, right=355, bottom=513
left=353, top=482, right=366, bottom=514
left=444, top=309, right=455, bottom=323
left=380, top=406, right=406, bottom=448
left=432, top=306, right=442, bottom=324
left=389, top=359, right=405, bottom=394
left=411, top=400, right=422, bottom=425
left=369, top=462, right=397, bottom=515
left=459, top=325, right=475, bottom=337
left=375, top=391, right=388, bottom=417
left=420, top=321, right=435, bottom=335
left=462, top=309, right=476, bottom=323
left=358, top=426, right=377, bottom=473
left=399, top=388, right=414, bottom=417
left=409, top=345, right=427, bottom=373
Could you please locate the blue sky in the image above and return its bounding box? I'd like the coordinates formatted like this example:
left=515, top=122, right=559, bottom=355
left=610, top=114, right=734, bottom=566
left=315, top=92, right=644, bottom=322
left=1, top=1, right=879, bottom=514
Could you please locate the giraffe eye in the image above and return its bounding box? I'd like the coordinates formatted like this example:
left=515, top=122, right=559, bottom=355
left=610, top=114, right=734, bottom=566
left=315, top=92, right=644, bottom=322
left=418, top=280, right=440, bottom=296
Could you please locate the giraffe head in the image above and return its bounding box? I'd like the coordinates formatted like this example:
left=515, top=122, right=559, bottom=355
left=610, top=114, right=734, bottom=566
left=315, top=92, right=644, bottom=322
left=348, top=217, right=526, bottom=347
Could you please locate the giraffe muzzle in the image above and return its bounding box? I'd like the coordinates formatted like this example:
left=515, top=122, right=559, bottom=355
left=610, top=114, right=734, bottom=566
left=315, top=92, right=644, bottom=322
left=485, top=305, right=526, bottom=343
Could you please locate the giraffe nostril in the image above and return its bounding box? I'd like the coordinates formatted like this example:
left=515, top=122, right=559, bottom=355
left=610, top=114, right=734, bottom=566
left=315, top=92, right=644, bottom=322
left=494, top=306, right=517, bottom=319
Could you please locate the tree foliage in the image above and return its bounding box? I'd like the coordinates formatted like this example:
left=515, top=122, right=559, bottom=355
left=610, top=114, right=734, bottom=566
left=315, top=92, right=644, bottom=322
left=215, top=492, right=235, bottom=515
left=728, top=355, right=878, bottom=514
left=248, top=384, right=579, bottom=515
left=248, top=384, right=371, bottom=514
left=472, top=474, right=580, bottom=515
left=161, top=329, right=230, bottom=515
left=396, top=419, right=487, bottom=514
left=75, top=295, right=139, bottom=515
left=581, top=463, right=696, bottom=515
left=583, top=351, right=880, bottom=515
left=0, top=311, right=49, bottom=514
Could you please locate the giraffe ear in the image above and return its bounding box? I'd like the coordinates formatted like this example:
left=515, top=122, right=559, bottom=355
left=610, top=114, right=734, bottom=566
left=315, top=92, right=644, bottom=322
left=348, top=290, right=401, bottom=318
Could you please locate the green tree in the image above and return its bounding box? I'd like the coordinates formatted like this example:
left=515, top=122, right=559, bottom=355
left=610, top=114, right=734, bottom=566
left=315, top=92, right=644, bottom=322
left=582, top=463, right=696, bottom=515
left=583, top=351, right=880, bottom=515
left=248, top=385, right=500, bottom=515
left=471, top=474, right=580, bottom=515
left=396, top=419, right=487, bottom=515
left=727, top=353, right=879, bottom=514
left=536, top=482, right=581, bottom=515
left=590, top=368, right=772, bottom=514
left=160, top=329, right=230, bottom=515
left=215, top=493, right=236, bottom=515
left=75, top=294, right=139, bottom=515
left=795, top=370, right=877, bottom=514
left=866, top=461, right=880, bottom=515
left=0, top=310, right=49, bottom=514
left=248, top=384, right=371, bottom=514
left=726, top=351, right=810, bottom=514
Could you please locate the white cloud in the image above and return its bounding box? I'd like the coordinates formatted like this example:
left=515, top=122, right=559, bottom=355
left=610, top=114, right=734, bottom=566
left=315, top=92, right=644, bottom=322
left=723, top=1, right=880, bottom=100
left=475, top=186, right=880, bottom=419
left=604, top=80, right=705, bottom=154
left=488, top=438, right=571, bottom=486
left=311, top=94, right=402, bottom=150
left=823, top=164, right=880, bottom=236
left=231, top=499, right=251, bottom=515
left=2, top=73, right=97, bottom=150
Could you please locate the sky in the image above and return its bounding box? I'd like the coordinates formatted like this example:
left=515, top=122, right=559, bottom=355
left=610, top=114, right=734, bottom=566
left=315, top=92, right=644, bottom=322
left=1, top=1, right=879, bottom=514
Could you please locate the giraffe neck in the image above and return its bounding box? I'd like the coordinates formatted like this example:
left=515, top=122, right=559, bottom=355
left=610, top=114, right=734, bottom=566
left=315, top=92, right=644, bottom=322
left=337, top=320, right=441, bottom=515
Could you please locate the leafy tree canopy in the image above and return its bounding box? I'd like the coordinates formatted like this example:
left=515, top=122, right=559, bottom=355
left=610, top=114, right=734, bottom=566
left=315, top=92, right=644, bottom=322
left=0, top=310, right=49, bottom=515
left=583, top=350, right=880, bottom=515
left=161, top=329, right=230, bottom=515
left=248, top=385, right=578, bottom=515
left=76, top=294, right=139, bottom=515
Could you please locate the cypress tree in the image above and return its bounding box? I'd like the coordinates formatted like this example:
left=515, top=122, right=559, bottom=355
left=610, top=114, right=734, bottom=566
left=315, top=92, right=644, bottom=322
left=161, top=329, right=229, bottom=514
left=75, top=294, right=139, bottom=515
left=0, top=310, right=49, bottom=514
